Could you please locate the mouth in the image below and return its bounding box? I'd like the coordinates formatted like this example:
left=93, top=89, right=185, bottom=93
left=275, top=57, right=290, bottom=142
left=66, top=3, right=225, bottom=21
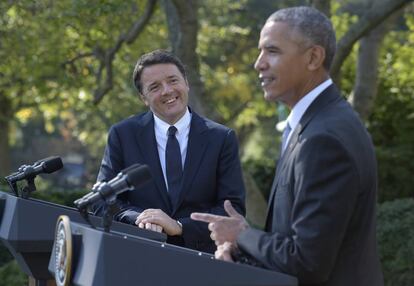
left=164, top=96, right=179, bottom=104
left=258, top=76, right=275, bottom=87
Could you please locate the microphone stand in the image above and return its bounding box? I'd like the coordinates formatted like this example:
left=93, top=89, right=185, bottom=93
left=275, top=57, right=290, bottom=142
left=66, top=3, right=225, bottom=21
left=5, top=175, right=37, bottom=199
left=78, top=206, right=96, bottom=230
left=21, top=176, right=37, bottom=199
left=74, top=192, right=120, bottom=233
left=102, top=195, right=120, bottom=233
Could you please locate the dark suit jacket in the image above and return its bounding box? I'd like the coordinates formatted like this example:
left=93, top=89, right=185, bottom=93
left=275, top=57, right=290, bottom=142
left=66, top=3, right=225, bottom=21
left=95, top=110, right=246, bottom=253
left=237, top=85, right=383, bottom=285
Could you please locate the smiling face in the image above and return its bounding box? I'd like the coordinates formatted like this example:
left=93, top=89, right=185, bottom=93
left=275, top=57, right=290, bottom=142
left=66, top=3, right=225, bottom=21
left=254, top=21, right=315, bottom=108
left=140, top=63, right=189, bottom=125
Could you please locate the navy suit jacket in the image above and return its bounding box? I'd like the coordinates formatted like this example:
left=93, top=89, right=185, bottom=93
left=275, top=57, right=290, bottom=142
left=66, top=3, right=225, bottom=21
left=237, top=85, right=383, bottom=285
left=95, top=110, right=246, bottom=253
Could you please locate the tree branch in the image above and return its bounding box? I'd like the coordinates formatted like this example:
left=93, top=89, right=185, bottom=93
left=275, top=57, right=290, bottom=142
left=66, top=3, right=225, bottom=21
left=331, top=0, right=411, bottom=83
left=62, top=52, right=94, bottom=67
left=93, top=0, right=157, bottom=104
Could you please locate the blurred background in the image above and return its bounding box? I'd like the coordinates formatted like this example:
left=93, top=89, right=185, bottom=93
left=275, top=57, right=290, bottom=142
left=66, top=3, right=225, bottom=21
left=0, top=0, right=413, bottom=285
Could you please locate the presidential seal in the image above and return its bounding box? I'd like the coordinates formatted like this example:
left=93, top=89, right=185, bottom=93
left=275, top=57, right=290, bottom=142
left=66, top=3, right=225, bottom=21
left=54, top=215, right=72, bottom=286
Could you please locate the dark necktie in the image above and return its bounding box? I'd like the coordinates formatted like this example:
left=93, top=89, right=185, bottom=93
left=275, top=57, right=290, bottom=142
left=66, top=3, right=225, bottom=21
left=281, top=122, right=292, bottom=154
left=166, top=126, right=183, bottom=207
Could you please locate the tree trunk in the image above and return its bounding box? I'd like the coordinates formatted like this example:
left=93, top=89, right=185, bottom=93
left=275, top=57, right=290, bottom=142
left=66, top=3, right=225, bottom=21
left=349, top=27, right=385, bottom=120
left=0, top=93, right=12, bottom=177
left=349, top=7, right=401, bottom=120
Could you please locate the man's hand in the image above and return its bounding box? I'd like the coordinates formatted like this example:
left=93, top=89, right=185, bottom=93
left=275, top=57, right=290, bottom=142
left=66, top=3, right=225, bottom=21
left=215, top=242, right=236, bottom=262
left=135, top=209, right=182, bottom=236
left=191, top=200, right=249, bottom=245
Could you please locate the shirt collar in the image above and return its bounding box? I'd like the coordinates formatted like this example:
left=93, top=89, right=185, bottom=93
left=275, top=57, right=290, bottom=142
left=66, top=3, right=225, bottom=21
left=287, top=78, right=333, bottom=131
left=153, top=108, right=192, bottom=136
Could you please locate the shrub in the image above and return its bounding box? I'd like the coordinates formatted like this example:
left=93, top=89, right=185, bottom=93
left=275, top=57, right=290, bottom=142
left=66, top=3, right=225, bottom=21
left=378, top=198, right=414, bottom=286
left=0, top=260, right=27, bottom=286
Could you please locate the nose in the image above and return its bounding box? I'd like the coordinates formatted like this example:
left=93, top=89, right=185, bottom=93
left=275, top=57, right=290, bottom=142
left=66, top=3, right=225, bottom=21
left=161, top=82, right=173, bottom=95
left=254, top=52, right=266, bottom=71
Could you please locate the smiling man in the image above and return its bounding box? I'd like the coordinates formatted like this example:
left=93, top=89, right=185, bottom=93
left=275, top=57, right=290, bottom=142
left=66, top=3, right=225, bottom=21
left=94, top=50, right=245, bottom=253
left=192, top=6, right=383, bottom=286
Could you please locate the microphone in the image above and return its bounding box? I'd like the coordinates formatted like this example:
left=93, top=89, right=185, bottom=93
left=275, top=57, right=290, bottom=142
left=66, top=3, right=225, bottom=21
left=74, top=163, right=152, bottom=209
left=5, top=156, right=63, bottom=183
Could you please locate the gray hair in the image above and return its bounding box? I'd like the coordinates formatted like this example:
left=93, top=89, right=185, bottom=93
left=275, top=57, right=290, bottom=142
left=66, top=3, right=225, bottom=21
left=267, top=6, right=336, bottom=71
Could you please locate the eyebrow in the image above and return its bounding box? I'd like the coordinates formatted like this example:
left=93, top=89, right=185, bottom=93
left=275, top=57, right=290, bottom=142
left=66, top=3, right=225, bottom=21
left=263, top=43, right=279, bottom=49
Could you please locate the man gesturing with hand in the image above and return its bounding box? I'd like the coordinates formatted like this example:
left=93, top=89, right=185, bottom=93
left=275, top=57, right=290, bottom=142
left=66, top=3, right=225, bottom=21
left=192, top=200, right=248, bottom=248
left=192, top=6, right=383, bottom=286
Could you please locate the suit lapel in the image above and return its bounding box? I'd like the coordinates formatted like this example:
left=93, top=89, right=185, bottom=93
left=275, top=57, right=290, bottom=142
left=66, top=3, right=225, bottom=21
left=265, top=123, right=302, bottom=223
left=172, top=112, right=208, bottom=214
left=265, top=84, right=342, bottom=227
left=134, top=111, right=172, bottom=212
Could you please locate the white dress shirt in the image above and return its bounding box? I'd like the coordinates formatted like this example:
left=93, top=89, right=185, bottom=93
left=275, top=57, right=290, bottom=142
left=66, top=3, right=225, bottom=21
left=153, top=108, right=191, bottom=190
left=285, top=78, right=333, bottom=146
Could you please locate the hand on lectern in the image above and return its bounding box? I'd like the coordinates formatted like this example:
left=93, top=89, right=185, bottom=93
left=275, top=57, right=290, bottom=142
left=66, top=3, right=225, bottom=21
left=135, top=209, right=182, bottom=236
left=215, top=242, right=235, bottom=262
left=136, top=220, right=163, bottom=233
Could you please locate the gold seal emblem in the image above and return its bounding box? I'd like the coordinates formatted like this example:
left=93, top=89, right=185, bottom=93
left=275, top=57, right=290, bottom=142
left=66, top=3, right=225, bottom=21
left=54, top=215, right=72, bottom=286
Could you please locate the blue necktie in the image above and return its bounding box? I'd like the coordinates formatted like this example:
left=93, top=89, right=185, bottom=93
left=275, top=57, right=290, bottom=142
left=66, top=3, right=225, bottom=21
left=166, top=126, right=182, bottom=207
left=281, top=122, right=292, bottom=154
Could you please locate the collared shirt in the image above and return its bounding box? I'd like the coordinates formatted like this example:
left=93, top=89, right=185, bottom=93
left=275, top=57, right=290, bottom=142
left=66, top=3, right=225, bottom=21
left=153, top=108, right=191, bottom=190
left=285, top=78, right=333, bottom=147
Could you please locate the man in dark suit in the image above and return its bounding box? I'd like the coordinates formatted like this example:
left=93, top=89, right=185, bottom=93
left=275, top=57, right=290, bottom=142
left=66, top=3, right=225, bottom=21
left=192, top=6, right=384, bottom=285
left=95, top=50, right=245, bottom=253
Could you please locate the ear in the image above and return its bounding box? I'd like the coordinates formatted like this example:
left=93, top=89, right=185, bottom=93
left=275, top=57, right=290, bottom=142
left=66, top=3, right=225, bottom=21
left=307, top=45, right=325, bottom=71
left=185, top=78, right=190, bottom=92
left=140, top=93, right=150, bottom=106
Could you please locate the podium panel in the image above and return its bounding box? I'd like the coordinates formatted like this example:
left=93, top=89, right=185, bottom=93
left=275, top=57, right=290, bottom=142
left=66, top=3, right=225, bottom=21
left=49, top=221, right=298, bottom=286
left=0, top=191, right=166, bottom=280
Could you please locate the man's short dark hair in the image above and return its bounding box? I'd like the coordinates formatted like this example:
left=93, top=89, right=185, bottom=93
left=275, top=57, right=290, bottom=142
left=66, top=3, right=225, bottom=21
left=132, top=49, right=187, bottom=94
left=267, top=6, right=336, bottom=71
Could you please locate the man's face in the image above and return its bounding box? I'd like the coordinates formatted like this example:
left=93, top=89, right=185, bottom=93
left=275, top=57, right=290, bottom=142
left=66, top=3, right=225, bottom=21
left=140, top=63, right=189, bottom=124
left=254, top=21, right=312, bottom=108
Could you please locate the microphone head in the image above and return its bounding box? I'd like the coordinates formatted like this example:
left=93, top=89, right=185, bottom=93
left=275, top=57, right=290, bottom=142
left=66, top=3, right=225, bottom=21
left=41, top=156, right=64, bottom=174
left=124, top=164, right=152, bottom=189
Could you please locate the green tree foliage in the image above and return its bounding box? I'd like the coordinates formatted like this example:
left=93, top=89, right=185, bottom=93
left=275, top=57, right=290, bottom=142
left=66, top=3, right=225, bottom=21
left=368, top=13, right=414, bottom=201
left=0, top=0, right=168, bottom=175
left=197, top=0, right=287, bottom=165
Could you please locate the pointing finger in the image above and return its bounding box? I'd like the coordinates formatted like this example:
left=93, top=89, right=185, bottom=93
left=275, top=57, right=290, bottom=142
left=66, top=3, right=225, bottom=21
left=191, top=212, right=222, bottom=223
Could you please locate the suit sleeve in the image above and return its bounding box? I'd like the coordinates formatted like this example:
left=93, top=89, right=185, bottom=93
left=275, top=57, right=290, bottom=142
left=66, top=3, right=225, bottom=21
left=237, top=134, right=360, bottom=284
left=180, top=129, right=246, bottom=249
left=92, top=126, right=144, bottom=220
